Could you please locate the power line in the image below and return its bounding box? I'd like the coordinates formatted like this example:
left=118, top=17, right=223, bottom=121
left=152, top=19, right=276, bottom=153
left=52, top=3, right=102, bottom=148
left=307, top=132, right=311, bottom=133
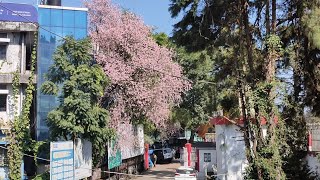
left=0, top=3, right=219, bottom=86
left=0, top=145, right=227, bottom=178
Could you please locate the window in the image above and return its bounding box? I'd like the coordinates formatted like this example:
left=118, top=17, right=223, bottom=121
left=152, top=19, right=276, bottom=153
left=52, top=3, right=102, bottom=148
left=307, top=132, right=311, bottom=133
left=0, top=84, right=6, bottom=89
left=63, top=10, right=75, bottom=27
left=0, top=145, right=8, bottom=166
left=0, top=45, right=7, bottom=60
left=0, top=33, right=7, bottom=38
left=0, top=94, right=7, bottom=111
left=204, top=153, right=211, bottom=162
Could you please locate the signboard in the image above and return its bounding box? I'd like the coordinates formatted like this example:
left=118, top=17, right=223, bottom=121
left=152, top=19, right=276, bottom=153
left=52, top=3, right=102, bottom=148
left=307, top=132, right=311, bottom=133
left=74, top=139, right=92, bottom=180
left=107, top=140, right=121, bottom=169
left=50, top=141, right=74, bottom=180
left=0, top=3, right=38, bottom=23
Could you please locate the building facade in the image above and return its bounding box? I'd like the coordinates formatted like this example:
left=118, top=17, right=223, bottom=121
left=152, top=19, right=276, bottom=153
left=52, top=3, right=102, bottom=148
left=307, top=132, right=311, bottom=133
left=36, top=4, right=88, bottom=140
left=0, top=3, right=38, bottom=179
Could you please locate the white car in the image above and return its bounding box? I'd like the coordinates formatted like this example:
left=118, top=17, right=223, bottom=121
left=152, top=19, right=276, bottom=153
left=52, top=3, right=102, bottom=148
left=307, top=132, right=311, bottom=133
left=174, top=166, right=197, bottom=180
left=154, top=148, right=173, bottom=163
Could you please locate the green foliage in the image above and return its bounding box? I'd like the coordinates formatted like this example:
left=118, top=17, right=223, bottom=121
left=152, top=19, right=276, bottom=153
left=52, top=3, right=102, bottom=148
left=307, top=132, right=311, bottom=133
left=40, top=81, right=58, bottom=95
left=32, top=172, right=49, bottom=180
left=8, top=31, right=38, bottom=179
left=7, top=71, right=23, bottom=179
left=41, top=36, right=114, bottom=165
left=303, top=7, right=320, bottom=49
left=153, top=33, right=217, bottom=132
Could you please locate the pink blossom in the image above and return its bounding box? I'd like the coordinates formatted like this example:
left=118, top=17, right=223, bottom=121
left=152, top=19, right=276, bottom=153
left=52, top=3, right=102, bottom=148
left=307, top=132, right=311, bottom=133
left=87, top=0, right=190, bottom=135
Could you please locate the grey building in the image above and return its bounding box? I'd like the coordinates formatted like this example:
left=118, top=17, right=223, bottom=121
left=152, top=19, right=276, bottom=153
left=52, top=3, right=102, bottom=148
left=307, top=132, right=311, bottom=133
left=0, top=3, right=38, bottom=179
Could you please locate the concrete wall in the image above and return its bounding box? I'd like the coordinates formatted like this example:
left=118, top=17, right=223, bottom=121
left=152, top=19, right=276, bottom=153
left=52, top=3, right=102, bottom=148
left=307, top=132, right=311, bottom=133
left=0, top=29, right=36, bottom=127
left=0, top=32, right=22, bottom=74
left=215, top=125, right=248, bottom=180
left=0, top=84, right=24, bottom=126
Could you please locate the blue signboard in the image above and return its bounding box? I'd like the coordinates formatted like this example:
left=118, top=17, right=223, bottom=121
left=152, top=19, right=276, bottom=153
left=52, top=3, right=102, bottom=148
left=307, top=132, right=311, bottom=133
left=50, top=141, right=74, bottom=180
left=0, top=3, right=38, bottom=23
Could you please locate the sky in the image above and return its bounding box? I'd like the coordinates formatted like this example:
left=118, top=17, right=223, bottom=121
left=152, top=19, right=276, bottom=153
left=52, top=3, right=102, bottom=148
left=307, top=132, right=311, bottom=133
left=1, top=0, right=179, bottom=35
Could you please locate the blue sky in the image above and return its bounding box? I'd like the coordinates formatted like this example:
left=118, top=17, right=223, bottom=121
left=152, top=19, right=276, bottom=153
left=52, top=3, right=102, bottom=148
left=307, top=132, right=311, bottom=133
left=1, top=0, right=179, bottom=35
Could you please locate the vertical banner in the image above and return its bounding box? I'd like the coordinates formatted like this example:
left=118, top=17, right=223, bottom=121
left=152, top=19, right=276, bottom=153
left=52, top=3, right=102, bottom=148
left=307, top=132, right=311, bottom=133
left=74, top=139, right=92, bottom=180
left=107, top=140, right=121, bottom=169
left=50, top=141, right=74, bottom=180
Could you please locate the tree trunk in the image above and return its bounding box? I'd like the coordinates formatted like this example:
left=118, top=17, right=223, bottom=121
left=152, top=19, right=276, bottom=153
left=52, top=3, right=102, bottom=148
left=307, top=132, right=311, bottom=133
left=271, top=0, right=276, bottom=33
left=265, top=0, right=270, bottom=35
left=242, top=0, right=255, bottom=78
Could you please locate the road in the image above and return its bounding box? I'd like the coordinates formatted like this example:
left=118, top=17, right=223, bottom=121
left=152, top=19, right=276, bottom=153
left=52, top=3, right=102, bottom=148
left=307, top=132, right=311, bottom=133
left=132, top=160, right=181, bottom=180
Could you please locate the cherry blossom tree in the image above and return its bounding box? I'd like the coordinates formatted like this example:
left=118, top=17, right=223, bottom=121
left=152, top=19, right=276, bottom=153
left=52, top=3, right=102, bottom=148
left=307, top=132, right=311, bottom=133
left=86, top=0, right=190, bottom=136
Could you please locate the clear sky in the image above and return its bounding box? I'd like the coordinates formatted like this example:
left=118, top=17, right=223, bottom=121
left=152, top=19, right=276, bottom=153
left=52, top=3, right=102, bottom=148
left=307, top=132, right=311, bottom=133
left=112, top=0, right=179, bottom=35
left=1, top=0, right=179, bottom=35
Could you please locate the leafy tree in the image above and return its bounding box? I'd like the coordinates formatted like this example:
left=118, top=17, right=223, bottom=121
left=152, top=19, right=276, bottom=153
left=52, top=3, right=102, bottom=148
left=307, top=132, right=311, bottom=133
left=153, top=33, right=217, bottom=140
left=41, top=36, right=114, bottom=164
left=86, top=0, right=190, bottom=140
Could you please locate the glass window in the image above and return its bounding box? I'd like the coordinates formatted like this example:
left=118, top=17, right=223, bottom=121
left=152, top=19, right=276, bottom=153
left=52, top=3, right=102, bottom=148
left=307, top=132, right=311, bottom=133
left=51, top=27, right=63, bottom=46
left=39, top=27, right=51, bottom=44
left=204, top=153, right=211, bottom=162
left=0, top=45, right=6, bottom=60
left=51, top=9, right=63, bottom=27
left=74, top=28, right=87, bottom=40
left=0, top=33, right=7, bottom=38
left=37, top=130, right=49, bottom=141
left=0, top=94, right=7, bottom=111
left=176, top=169, right=195, bottom=174
left=39, top=8, right=51, bottom=26
left=39, top=44, right=53, bottom=62
left=75, top=11, right=87, bottom=28
left=63, top=10, right=75, bottom=28
left=63, top=27, right=75, bottom=37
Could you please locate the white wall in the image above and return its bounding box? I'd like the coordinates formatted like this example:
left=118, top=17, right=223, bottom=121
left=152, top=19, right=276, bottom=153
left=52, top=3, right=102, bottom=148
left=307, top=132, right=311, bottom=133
left=198, top=149, right=217, bottom=179
left=215, top=125, right=248, bottom=180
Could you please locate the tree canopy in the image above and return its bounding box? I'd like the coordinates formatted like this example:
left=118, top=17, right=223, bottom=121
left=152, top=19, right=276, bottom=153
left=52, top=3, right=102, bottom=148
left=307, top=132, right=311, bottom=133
left=87, top=0, right=190, bottom=135
left=41, top=36, right=114, bottom=164
left=169, top=0, right=320, bottom=178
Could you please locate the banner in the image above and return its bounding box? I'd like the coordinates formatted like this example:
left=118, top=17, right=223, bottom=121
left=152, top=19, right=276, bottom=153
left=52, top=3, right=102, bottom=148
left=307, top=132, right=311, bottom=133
left=0, top=3, right=38, bottom=23
left=120, top=124, right=144, bottom=160
left=74, top=139, right=92, bottom=180
left=107, top=140, right=121, bottom=169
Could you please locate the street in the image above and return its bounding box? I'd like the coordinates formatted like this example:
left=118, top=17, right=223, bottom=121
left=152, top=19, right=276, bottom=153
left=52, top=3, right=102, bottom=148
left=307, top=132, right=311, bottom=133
left=132, top=161, right=181, bottom=180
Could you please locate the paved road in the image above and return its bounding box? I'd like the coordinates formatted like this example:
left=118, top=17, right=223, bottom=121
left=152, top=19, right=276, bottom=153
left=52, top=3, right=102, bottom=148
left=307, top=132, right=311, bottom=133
left=132, top=160, right=181, bottom=180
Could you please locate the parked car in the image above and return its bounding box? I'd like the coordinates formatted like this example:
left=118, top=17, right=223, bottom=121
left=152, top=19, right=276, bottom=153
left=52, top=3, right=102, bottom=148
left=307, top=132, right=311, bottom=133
left=174, top=166, right=197, bottom=180
left=153, top=148, right=173, bottom=163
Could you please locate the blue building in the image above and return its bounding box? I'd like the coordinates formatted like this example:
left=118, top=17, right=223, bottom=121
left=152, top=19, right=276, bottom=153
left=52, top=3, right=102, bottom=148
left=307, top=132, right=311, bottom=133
left=36, top=3, right=88, bottom=140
